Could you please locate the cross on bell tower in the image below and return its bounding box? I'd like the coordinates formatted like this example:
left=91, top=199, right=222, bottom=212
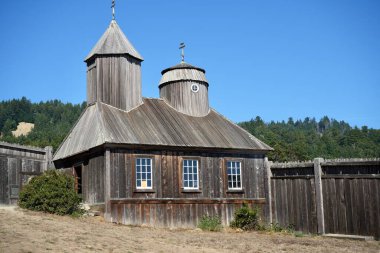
left=112, top=0, right=115, bottom=20
left=179, top=42, right=185, bottom=63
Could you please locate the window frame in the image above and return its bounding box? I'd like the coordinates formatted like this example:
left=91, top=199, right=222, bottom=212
left=135, top=157, right=154, bottom=190
left=181, top=158, right=200, bottom=191
left=226, top=160, right=243, bottom=191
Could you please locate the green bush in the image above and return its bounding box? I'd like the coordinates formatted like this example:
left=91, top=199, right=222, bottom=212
left=230, top=203, right=260, bottom=230
left=198, top=215, right=222, bottom=232
left=18, top=170, right=82, bottom=215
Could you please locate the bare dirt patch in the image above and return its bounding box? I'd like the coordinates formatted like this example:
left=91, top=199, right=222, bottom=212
left=0, top=206, right=378, bottom=253
left=11, top=122, right=34, bottom=137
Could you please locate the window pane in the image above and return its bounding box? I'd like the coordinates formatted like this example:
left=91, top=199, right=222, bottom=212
left=137, top=159, right=141, bottom=166
left=227, top=161, right=242, bottom=189
left=183, top=159, right=199, bottom=189
left=147, top=180, right=151, bottom=187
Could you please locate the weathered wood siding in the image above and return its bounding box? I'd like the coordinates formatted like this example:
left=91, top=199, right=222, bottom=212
left=111, top=200, right=265, bottom=228
left=270, top=159, right=380, bottom=239
left=160, top=81, right=209, bottom=117
left=0, top=142, right=52, bottom=204
left=108, top=149, right=267, bottom=226
left=82, top=155, right=105, bottom=204
left=322, top=165, right=380, bottom=239
left=87, top=55, right=142, bottom=111
left=271, top=167, right=318, bottom=234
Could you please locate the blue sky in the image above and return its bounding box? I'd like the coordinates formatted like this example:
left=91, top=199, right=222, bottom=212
left=1, top=0, right=379, bottom=128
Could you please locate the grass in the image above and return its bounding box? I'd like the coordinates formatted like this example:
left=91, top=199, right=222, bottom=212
left=197, top=215, right=222, bottom=232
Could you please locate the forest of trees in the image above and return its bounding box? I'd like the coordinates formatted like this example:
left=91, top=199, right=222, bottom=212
left=239, top=116, right=380, bottom=161
left=0, top=97, right=379, bottom=161
left=0, top=97, right=85, bottom=150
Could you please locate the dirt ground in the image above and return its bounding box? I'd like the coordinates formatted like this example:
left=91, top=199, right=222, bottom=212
left=0, top=206, right=378, bottom=253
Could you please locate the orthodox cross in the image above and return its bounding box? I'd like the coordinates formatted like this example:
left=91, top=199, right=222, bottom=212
left=179, top=42, right=185, bottom=62
left=112, top=0, right=116, bottom=20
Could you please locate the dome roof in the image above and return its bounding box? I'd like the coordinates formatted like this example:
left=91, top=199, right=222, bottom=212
left=159, top=62, right=208, bottom=87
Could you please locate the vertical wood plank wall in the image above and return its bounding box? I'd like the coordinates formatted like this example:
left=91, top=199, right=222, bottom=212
left=108, top=149, right=266, bottom=200
left=270, top=159, right=380, bottom=239
left=160, top=81, right=209, bottom=117
left=81, top=155, right=105, bottom=204
left=107, top=149, right=267, bottom=227
left=87, top=55, right=142, bottom=111
left=0, top=143, right=52, bottom=204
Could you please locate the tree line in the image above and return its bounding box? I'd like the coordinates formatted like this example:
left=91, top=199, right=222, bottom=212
left=239, top=116, right=380, bottom=161
left=0, top=97, right=379, bottom=161
left=0, top=97, right=85, bottom=150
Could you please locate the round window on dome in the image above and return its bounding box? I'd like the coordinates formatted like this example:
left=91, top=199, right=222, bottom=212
left=191, top=84, right=199, bottom=93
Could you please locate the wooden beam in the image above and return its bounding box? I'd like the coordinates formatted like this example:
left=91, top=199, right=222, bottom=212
left=104, top=149, right=111, bottom=222
left=314, top=158, right=325, bottom=234
left=110, top=198, right=266, bottom=205
left=265, top=157, right=272, bottom=224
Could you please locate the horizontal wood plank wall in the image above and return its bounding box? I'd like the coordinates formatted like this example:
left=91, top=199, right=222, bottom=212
left=270, top=159, right=380, bottom=239
left=108, top=149, right=266, bottom=226
left=160, top=81, right=209, bottom=117
left=82, top=155, right=105, bottom=204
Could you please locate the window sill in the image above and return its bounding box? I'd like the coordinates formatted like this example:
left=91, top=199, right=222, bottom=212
left=181, top=189, right=202, bottom=193
left=134, top=189, right=156, bottom=193
left=226, top=189, right=244, bottom=193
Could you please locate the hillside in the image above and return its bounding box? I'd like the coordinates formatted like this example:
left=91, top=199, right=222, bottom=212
left=0, top=97, right=85, bottom=150
left=239, top=116, right=380, bottom=161
left=0, top=97, right=379, bottom=161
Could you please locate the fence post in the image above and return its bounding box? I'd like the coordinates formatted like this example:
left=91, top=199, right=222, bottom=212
left=264, top=157, right=272, bottom=224
left=314, top=158, right=325, bottom=234
left=44, top=146, right=53, bottom=170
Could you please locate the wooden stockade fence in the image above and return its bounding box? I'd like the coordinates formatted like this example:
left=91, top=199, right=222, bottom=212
left=0, top=142, right=53, bottom=204
left=267, top=158, right=380, bottom=240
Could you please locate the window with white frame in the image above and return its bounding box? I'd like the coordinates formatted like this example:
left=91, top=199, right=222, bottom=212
left=136, top=158, right=152, bottom=189
left=183, top=159, right=199, bottom=189
left=227, top=161, right=242, bottom=190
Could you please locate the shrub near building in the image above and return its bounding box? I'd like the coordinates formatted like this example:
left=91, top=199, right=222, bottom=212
left=18, top=170, right=82, bottom=215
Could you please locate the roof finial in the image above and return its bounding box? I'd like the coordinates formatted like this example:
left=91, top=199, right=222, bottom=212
left=112, top=0, right=116, bottom=20
left=179, top=42, right=185, bottom=63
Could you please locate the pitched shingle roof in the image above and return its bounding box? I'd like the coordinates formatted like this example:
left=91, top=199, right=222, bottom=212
left=85, top=20, right=143, bottom=62
left=53, top=98, right=272, bottom=161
